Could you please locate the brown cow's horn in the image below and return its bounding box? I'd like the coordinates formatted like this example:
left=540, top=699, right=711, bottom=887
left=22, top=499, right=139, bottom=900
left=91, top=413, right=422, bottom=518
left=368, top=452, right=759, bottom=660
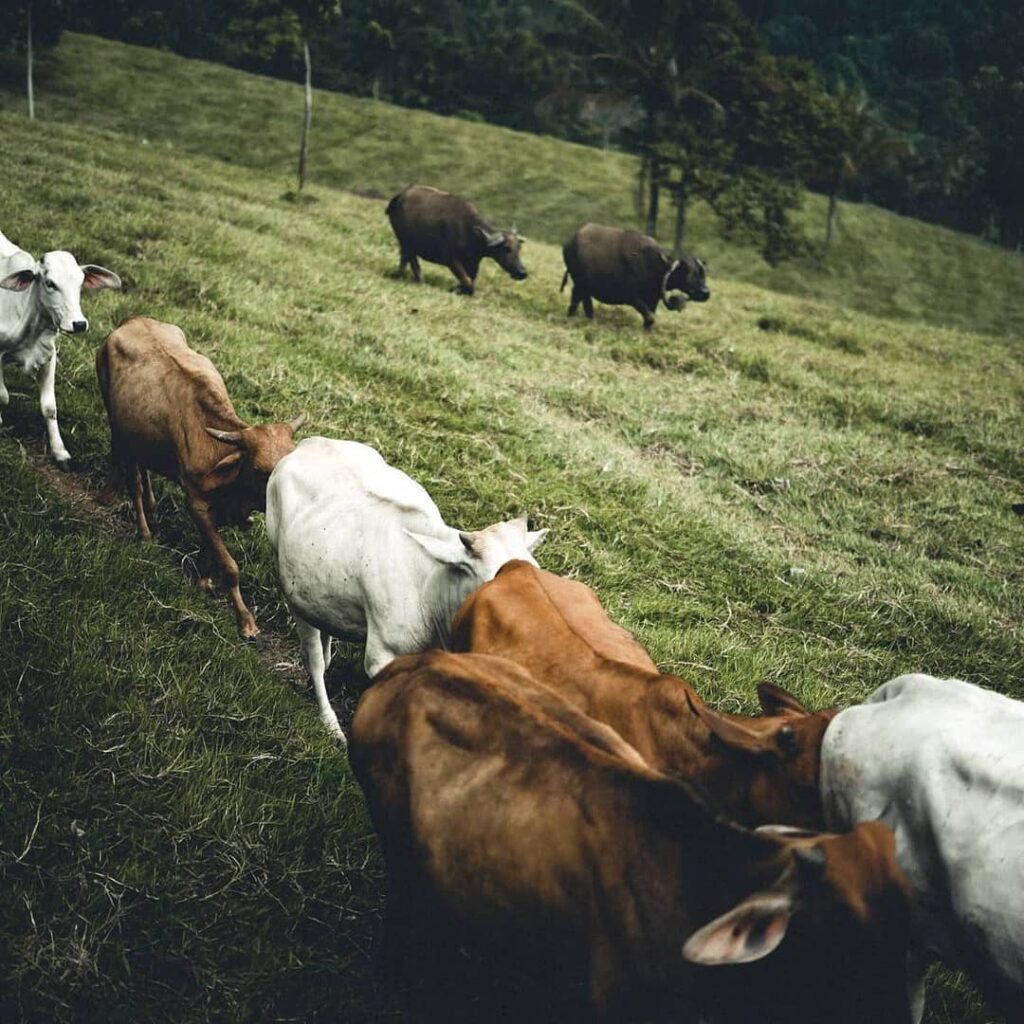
left=289, top=412, right=307, bottom=433
left=206, top=426, right=245, bottom=445
left=661, top=260, right=681, bottom=307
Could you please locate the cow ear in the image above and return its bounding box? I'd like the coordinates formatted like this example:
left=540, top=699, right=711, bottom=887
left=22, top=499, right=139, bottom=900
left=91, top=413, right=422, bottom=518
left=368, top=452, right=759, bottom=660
left=201, top=450, right=244, bottom=492
left=682, top=893, right=794, bottom=965
left=80, top=265, right=122, bottom=291
left=757, top=683, right=810, bottom=717
left=404, top=529, right=473, bottom=567
left=685, top=689, right=778, bottom=755
left=526, top=527, right=548, bottom=552
left=0, top=268, right=38, bottom=291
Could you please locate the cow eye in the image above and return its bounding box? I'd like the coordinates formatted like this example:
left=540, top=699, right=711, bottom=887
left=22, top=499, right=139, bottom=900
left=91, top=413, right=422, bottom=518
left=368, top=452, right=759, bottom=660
left=44, top=279, right=56, bottom=290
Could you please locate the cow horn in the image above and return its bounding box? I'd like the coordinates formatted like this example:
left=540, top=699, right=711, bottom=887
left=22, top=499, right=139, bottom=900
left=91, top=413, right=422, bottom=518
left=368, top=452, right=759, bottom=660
left=661, top=260, right=681, bottom=307
left=206, top=427, right=245, bottom=445
left=289, top=412, right=307, bottom=433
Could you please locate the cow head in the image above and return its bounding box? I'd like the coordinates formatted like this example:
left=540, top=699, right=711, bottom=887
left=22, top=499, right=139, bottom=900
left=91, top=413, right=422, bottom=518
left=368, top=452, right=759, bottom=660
left=405, top=515, right=547, bottom=582
left=0, top=251, right=121, bottom=333
left=475, top=227, right=528, bottom=281
left=662, top=253, right=710, bottom=310
left=686, top=684, right=837, bottom=828
left=204, top=413, right=306, bottom=518
left=684, top=822, right=913, bottom=1023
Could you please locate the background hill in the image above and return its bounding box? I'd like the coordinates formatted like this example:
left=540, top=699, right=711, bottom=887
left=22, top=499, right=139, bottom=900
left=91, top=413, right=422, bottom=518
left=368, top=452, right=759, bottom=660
left=1, top=35, right=1022, bottom=1024
left=3, top=33, right=1024, bottom=339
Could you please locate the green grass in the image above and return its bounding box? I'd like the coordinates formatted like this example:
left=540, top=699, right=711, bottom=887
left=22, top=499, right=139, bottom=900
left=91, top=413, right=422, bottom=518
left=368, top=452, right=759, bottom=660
left=2, top=32, right=1024, bottom=339
left=0, top=40, right=1022, bottom=1024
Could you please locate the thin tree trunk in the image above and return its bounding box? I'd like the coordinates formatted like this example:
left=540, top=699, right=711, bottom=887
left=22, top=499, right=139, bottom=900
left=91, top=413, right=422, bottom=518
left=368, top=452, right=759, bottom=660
left=297, top=39, right=312, bottom=192
left=645, top=154, right=660, bottom=237
left=823, top=170, right=841, bottom=254
left=26, top=2, right=34, bottom=121
left=673, top=186, right=688, bottom=254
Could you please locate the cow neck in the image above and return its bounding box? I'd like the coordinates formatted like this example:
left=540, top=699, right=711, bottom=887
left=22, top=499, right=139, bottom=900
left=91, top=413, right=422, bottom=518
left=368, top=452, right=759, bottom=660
left=423, top=555, right=479, bottom=651
left=645, top=675, right=777, bottom=823
left=615, top=751, right=791, bottom=922
left=1, top=281, right=57, bottom=350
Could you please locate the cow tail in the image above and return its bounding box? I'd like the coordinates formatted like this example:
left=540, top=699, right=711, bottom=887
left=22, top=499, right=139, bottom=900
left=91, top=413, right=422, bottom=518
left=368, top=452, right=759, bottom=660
left=560, top=268, right=570, bottom=293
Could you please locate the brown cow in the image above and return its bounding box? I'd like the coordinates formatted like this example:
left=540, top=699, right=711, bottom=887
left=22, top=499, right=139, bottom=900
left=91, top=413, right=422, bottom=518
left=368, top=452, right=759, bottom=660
left=562, top=223, right=709, bottom=329
left=386, top=184, right=527, bottom=295
left=96, top=316, right=305, bottom=638
left=450, top=560, right=835, bottom=828
left=350, top=650, right=913, bottom=1023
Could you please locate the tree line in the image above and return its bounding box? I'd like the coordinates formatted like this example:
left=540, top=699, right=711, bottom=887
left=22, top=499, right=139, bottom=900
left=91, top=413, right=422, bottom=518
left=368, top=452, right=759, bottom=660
left=7, top=1, right=1024, bottom=256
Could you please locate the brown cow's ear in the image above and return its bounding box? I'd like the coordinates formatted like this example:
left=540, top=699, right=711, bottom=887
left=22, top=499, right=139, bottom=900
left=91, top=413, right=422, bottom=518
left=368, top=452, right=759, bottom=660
left=686, top=689, right=778, bottom=755
left=201, top=450, right=244, bottom=492
left=757, top=683, right=810, bottom=717
left=683, top=892, right=794, bottom=965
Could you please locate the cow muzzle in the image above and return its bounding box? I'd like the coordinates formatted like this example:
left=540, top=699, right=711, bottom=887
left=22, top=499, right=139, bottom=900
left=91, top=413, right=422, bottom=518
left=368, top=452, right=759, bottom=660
left=71, top=319, right=89, bottom=334
left=689, top=288, right=711, bottom=303
left=511, top=268, right=528, bottom=281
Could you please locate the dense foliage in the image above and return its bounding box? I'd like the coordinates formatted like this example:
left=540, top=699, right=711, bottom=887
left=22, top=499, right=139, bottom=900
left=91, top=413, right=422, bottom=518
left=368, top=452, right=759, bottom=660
left=7, top=0, right=1024, bottom=250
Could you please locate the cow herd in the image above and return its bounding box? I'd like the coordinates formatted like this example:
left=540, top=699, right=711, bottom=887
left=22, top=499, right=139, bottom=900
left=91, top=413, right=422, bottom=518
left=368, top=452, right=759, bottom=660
left=1, top=198, right=1022, bottom=1024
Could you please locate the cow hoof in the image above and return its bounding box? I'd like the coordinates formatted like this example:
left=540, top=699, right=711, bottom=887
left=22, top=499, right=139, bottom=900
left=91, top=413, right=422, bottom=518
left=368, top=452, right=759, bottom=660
left=325, top=721, right=348, bottom=748
left=240, top=620, right=261, bottom=640
left=197, top=576, right=216, bottom=592
left=54, top=456, right=72, bottom=472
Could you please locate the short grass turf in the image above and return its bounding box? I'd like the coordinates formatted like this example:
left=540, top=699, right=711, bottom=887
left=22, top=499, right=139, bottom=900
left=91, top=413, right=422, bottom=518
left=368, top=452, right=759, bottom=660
left=2, top=32, right=1024, bottom=339
left=0, top=98, right=1022, bottom=1023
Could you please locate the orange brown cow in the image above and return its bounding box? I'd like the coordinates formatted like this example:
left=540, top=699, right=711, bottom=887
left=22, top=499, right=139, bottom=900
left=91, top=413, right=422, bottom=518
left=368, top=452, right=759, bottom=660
left=350, top=650, right=913, bottom=1023
left=96, top=316, right=304, bottom=637
left=451, top=560, right=836, bottom=828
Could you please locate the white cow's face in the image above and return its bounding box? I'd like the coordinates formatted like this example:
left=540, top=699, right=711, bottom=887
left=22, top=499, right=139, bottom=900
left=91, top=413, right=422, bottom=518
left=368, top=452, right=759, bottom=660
left=0, top=250, right=121, bottom=333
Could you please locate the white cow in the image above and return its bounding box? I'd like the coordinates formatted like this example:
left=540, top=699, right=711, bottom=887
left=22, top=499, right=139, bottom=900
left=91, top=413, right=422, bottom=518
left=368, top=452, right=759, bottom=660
left=266, top=436, right=548, bottom=743
left=0, top=229, right=121, bottom=466
left=821, top=673, right=1024, bottom=1022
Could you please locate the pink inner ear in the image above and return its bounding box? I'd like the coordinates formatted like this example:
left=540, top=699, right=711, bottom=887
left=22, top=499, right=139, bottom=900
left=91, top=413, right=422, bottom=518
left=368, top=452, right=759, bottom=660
left=1, top=270, right=37, bottom=292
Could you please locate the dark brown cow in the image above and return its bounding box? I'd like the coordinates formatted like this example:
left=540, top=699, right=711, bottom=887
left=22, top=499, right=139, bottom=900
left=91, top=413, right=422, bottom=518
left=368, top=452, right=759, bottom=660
left=450, top=560, right=835, bottom=828
left=96, top=316, right=304, bottom=637
left=386, top=184, right=527, bottom=295
left=350, top=650, right=913, bottom=1023
left=562, top=222, right=709, bottom=329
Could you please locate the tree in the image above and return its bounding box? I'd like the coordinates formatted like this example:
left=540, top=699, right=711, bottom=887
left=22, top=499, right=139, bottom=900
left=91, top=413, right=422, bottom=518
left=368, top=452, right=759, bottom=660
left=3, top=1, right=64, bottom=118
left=804, top=84, right=909, bottom=254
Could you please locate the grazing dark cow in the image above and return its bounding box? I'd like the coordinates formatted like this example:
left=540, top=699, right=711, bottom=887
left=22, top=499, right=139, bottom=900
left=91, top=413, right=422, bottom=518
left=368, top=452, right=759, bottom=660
left=96, top=316, right=305, bottom=638
left=451, top=560, right=835, bottom=828
left=561, top=222, right=709, bottom=329
left=351, top=650, right=914, bottom=1023
left=386, top=184, right=527, bottom=295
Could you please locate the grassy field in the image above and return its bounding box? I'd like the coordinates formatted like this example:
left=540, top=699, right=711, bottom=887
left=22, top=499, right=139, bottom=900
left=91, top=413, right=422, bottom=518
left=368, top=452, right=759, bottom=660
left=0, top=35, right=1022, bottom=1024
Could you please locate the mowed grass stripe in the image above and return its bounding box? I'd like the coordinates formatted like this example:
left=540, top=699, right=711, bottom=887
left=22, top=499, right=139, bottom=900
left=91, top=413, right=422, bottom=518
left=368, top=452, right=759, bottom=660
left=1, top=108, right=1020, bottom=1022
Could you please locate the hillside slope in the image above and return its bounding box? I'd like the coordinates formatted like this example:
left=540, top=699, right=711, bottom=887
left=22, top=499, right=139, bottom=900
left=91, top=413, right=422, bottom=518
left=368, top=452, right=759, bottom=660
left=2, top=32, right=1023, bottom=338
left=0, top=94, right=1021, bottom=1023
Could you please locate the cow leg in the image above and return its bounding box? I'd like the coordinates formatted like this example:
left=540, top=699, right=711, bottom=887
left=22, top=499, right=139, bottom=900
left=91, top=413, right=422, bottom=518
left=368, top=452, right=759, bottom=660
left=129, top=463, right=153, bottom=542
left=195, top=535, right=217, bottom=591
left=185, top=493, right=259, bottom=639
left=450, top=260, right=475, bottom=295
left=632, top=300, right=656, bottom=330
left=295, top=613, right=345, bottom=743
left=37, top=348, right=71, bottom=468
left=568, top=284, right=581, bottom=317
left=141, top=470, right=157, bottom=520
left=0, top=360, right=8, bottom=424
left=408, top=253, right=423, bottom=283
left=582, top=295, right=595, bottom=320
left=364, top=628, right=401, bottom=679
